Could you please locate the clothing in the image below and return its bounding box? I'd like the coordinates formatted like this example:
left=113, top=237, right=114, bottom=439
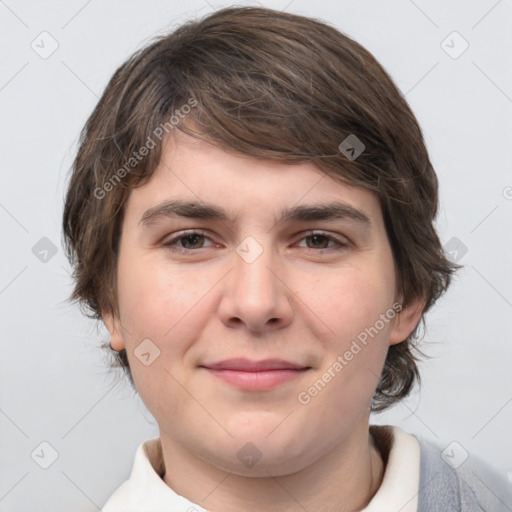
left=416, top=436, right=512, bottom=512
left=102, top=426, right=512, bottom=511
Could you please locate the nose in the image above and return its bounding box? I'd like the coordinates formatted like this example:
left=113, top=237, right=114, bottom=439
left=217, top=241, right=293, bottom=333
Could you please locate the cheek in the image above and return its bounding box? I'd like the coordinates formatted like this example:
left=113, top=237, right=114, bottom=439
left=117, top=252, right=207, bottom=337
left=312, top=264, right=395, bottom=345
left=115, top=254, right=214, bottom=400
left=300, top=266, right=395, bottom=407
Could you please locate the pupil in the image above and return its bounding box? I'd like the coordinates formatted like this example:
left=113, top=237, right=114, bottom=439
left=184, top=234, right=202, bottom=248
left=310, top=235, right=328, bottom=248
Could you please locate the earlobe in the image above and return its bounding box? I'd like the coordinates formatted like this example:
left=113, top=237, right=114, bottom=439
left=103, top=312, right=126, bottom=351
left=388, top=296, right=425, bottom=346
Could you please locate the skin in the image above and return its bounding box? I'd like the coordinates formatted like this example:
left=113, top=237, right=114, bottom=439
left=105, top=130, right=424, bottom=512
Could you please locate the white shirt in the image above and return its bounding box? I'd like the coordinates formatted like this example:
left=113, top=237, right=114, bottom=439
left=102, top=426, right=420, bottom=512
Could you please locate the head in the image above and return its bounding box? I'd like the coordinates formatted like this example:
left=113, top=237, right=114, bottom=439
left=63, top=6, right=456, bottom=466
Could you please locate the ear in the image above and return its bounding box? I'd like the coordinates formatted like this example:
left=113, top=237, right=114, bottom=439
left=103, top=311, right=126, bottom=351
left=388, top=296, right=425, bottom=346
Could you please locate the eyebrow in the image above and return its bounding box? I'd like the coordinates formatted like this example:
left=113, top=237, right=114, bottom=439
left=139, top=199, right=371, bottom=227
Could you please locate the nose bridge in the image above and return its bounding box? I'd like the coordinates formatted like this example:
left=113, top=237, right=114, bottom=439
left=219, top=235, right=292, bottom=331
left=233, top=236, right=279, bottom=303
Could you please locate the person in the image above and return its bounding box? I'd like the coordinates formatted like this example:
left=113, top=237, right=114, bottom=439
left=62, top=6, right=512, bottom=512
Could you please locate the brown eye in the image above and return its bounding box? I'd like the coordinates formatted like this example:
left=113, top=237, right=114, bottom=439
left=305, top=234, right=331, bottom=249
left=296, top=232, right=348, bottom=251
left=163, top=230, right=215, bottom=253
left=178, top=233, right=205, bottom=249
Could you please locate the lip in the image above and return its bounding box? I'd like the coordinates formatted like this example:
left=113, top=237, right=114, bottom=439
left=200, top=358, right=311, bottom=391
left=203, top=358, right=309, bottom=371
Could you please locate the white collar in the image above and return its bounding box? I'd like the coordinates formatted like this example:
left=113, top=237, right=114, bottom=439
left=364, top=425, right=420, bottom=512
left=102, top=426, right=420, bottom=512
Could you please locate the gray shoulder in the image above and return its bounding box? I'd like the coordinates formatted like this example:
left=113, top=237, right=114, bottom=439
left=417, top=437, right=512, bottom=512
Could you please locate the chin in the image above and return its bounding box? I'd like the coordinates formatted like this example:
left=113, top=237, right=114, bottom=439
left=196, top=425, right=313, bottom=477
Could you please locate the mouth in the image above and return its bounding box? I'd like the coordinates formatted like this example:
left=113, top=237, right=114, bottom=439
left=199, top=358, right=312, bottom=391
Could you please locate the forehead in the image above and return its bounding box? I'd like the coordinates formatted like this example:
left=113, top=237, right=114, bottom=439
left=124, top=131, right=383, bottom=226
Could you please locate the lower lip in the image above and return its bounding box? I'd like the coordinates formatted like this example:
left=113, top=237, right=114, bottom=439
left=204, top=368, right=309, bottom=391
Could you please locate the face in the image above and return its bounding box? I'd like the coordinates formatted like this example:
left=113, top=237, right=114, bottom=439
left=106, top=131, right=422, bottom=476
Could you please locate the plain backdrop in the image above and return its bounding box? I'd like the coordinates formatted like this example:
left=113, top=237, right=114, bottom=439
left=0, top=0, right=511, bottom=510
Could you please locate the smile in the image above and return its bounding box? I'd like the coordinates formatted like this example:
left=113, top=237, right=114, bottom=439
left=204, top=368, right=310, bottom=390
left=200, top=358, right=312, bottom=391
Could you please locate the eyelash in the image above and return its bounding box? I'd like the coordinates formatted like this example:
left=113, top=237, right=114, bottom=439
left=162, top=230, right=350, bottom=255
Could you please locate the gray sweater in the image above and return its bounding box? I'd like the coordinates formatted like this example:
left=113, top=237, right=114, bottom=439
left=418, top=438, right=512, bottom=511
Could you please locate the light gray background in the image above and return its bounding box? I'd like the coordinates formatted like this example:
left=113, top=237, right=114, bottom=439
left=1, top=0, right=511, bottom=510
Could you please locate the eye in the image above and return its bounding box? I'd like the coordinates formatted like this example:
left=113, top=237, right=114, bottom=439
left=161, top=230, right=349, bottom=255
left=163, top=230, right=215, bottom=252
left=296, top=232, right=349, bottom=251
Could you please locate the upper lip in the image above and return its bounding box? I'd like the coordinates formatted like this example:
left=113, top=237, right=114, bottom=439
left=201, top=358, right=310, bottom=372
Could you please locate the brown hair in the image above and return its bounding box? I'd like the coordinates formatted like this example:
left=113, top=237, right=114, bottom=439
left=62, top=6, right=457, bottom=411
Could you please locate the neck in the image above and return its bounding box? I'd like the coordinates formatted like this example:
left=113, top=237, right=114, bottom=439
left=160, top=424, right=386, bottom=512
